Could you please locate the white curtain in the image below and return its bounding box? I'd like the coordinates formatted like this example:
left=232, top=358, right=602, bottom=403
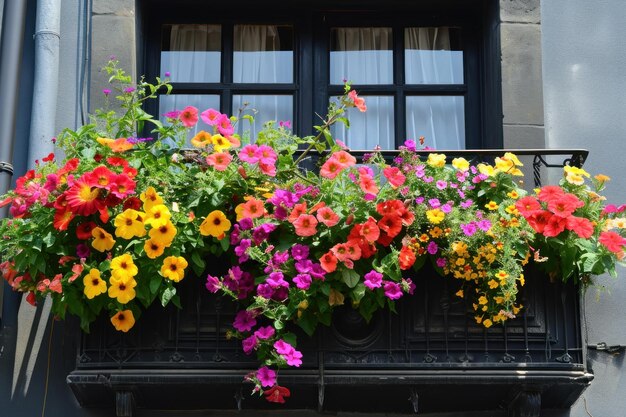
left=406, top=96, right=465, bottom=150
left=404, top=27, right=463, bottom=84
left=233, top=25, right=293, bottom=83
left=233, top=95, right=292, bottom=142
left=160, top=24, right=221, bottom=83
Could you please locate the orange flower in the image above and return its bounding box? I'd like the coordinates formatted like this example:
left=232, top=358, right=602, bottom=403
left=399, top=246, right=416, bottom=270
left=320, top=251, right=338, bottom=273
left=97, top=137, right=134, bottom=152
left=316, top=206, right=340, bottom=227
left=293, top=214, right=318, bottom=237
left=110, top=310, right=135, bottom=332
left=191, top=130, right=212, bottom=148
left=206, top=152, right=232, bottom=171
left=236, top=198, right=265, bottom=221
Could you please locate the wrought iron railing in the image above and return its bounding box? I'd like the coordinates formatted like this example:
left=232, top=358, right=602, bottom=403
left=67, top=150, right=593, bottom=417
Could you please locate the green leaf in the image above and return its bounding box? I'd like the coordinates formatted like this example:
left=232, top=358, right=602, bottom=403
left=341, top=269, right=360, bottom=288
left=160, top=287, right=176, bottom=307
left=296, top=312, right=317, bottom=336
left=42, top=232, right=56, bottom=247
left=149, top=275, right=162, bottom=295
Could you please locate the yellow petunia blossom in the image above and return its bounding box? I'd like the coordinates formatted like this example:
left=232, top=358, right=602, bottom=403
left=114, top=209, right=146, bottom=239
left=110, top=309, right=135, bottom=332
left=427, top=153, right=446, bottom=168
left=199, top=210, right=232, bottom=238
left=477, top=163, right=495, bottom=177
left=190, top=130, right=212, bottom=148
left=507, top=190, right=520, bottom=199
left=594, top=174, right=611, bottom=183
left=451, top=157, right=470, bottom=172
left=149, top=221, right=177, bottom=247
left=140, top=186, right=164, bottom=212
left=108, top=275, right=137, bottom=304
left=564, top=165, right=590, bottom=185
left=488, top=279, right=499, bottom=289
left=91, top=227, right=115, bottom=252
left=482, top=319, right=493, bottom=328
left=161, top=256, right=188, bottom=282
left=495, top=270, right=509, bottom=281
left=110, top=253, right=138, bottom=281
left=505, top=205, right=519, bottom=215
left=83, top=269, right=107, bottom=299
left=478, top=296, right=488, bottom=305
left=484, top=201, right=499, bottom=211
left=211, top=134, right=231, bottom=153
left=144, top=238, right=165, bottom=259
left=144, top=204, right=172, bottom=228
left=426, top=208, right=445, bottom=224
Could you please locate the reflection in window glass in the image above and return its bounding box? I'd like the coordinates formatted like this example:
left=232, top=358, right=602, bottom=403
left=232, top=95, right=293, bottom=141
left=330, top=27, right=393, bottom=85
left=406, top=96, right=465, bottom=150
left=233, top=25, right=293, bottom=83
left=159, top=94, right=220, bottom=144
left=161, top=24, right=221, bottom=83
left=404, top=27, right=463, bottom=84
left=331, top=96, right=394, bottom=150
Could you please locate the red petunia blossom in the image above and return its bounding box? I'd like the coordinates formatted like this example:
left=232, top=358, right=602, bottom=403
left=26, top=291, right=37, bottom=306
left=566, top=216, right=594, bottom=239
left=537, top=185, right=566, bottom=203
left=292, top=214, right=318, bottom=237
left=599, top=231, right=626, bottom=253
left=359, top=217, right=381, bottom=243
left=359, top=174, right=379, bottom=195
left=376, top=200, right=405, bottom=217
left=65, top=180, right=103, bottom=216
left=526, top=210, right=552, bottom=234
left=515, top=196, right=543, bottom=218
left=264, top=385, right=291, bottom=404
left=547, top=193, right=584, bottom=218
left=378, top=214, right=403, bottom=238
left=543, top=215, right=568, bottom=237
left=59, top=158, right=80, bottom=174
left=320, top=158, right=344, bottom=179
left=122, top=166, right=138, bottom=178
left=344, top=240, right=362, bottom=261
left=377, top=229, right=394, bottom=247
left=76, top=221, right=97, bottom=240
left=53, top=209, right=75, bottom=231
left=399, top=246, right=416, bottom=270
left=109, top=174, right=136, bottom=199
left=106, top=156, right=129, bottom=168
left=399, top=209, right=415, bottom=227
left=383, top=166, right=406, bottom=188
left=86, top=166, right=116, bottom=189
left=316, top=206, right=340, bottom=227
left=331, top=243, right=351, bottom=262
left=320, top=252, right=338, bottom=273
left=287, top=203, right=307, bottom=223
left=123, top=196, right=142, bottom=211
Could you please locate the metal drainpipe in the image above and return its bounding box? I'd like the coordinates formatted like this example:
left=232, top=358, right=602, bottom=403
left=27, top=0, right=61, bottom=168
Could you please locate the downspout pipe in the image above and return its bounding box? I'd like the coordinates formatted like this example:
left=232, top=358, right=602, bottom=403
left=27, top=0, right=61, bottom=168
left=0, top=0, right=29, bottom=198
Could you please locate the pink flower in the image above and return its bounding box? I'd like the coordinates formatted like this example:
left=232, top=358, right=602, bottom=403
left=239, top=144, right=260, bottom=164
left=206, top=275, right=221, bottom=292
left=233, top=310, right=256, bottom=332
left=217, top=114, right=235, bottom=136
left=599, top=231, right=626, bottom=253
left=259, top=162, right=277, bottom=177
left=179, top=106, right=199, bottom=127
left=316, top=206, right=340, bottom=227
left=200, top=108, right=222, bottom=126
left=293, top=273, right=312, bottom=290
left=206, top=152, right=232, bottom=171
left=242, top=335, right=258, bottom=354
left=348, top=90, right=367, bottom=112
left=293, top=214, right=318, bottom=237
left=257, top=366, right=277, bottom=387
left=254, top=326, right=275, bottom=340
left=364, top=270, right=383, bottom=289
left=383, top=167, right=406, bottom=188
left=257, top=145, right=277, bottom=165
left=273, top=340, right=303, bottom=367
left=383, top=281, right=403, bottom=300
left=320, top=158, right=344, bottom=179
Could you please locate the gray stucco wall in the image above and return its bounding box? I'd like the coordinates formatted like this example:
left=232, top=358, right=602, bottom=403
left=542, top=1, right=626, bottom=416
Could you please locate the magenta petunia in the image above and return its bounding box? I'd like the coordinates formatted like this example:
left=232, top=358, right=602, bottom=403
left=233, top=310, right=256, bottom=332
left=383, top=281, right=403, bottom=300
left=364, top=270, right=383, bottom=289
left=257, top=366, right=277, bottom=387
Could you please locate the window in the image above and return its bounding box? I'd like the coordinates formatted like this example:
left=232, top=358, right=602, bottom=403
left=143, top=2, right=500, bottom=150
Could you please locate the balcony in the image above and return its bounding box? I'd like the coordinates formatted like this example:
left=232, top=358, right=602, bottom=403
left=66, top=150, right=593, bottom=416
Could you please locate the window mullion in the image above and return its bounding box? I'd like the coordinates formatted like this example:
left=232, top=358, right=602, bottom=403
left=393, top=25, right=405, bottom=148
left=221, top=22, right=234, bottom=116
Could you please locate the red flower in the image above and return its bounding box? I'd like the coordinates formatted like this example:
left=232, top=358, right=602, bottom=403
left=547, top=193, right=584, bottom=218
left=543, top=215, right=567, bottom=237
left=515, top=196, right=542, bottom=218
left=358, top=217, right=380, bottom=243
left=123, top=197, right=142, bottom=211
left=537, top=185, right=566, bottom=203
left=86, top=166, right=115, bottom=189
left=383, top=166, right=406, bottom=188
left=76, top=221, right=97, bottom=240
left=599, top=231, right=626, bottom=253
left=376, top=200, right=405, bottom=216
left=376, top=229, right=394, bottom=247
left=526, top=210, right=552, bottom=234
left=399, top=246, right=416, bottom=270
left=179, top=106, right=199, bottom=127
left=566, top=216, right=594, bottom=238
left=53, top=209, right=75, bottom=231
left=109, top=174, right=136, bottom=199
left=320, top=252, right=338, bottom=273
left=264, top=385, right=291, bottom=403
left=378, top=215, right=403, bottom=238
left=65, top=180, right=103, bottom=216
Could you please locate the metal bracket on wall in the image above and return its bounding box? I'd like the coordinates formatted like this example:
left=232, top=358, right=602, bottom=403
left=588, top=342, right=626, bottom=354
left=408, top=388, right=419, bottom=414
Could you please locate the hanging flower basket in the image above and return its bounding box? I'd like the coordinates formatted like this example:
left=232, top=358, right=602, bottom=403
left=1, top=60, right=624, bottom=404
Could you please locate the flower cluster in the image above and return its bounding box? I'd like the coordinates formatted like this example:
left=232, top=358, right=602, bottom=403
left=0, top=60, right=624, bottom=403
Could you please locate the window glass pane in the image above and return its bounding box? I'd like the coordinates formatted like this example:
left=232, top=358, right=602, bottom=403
left=404, top=27, right=463, bottom=84
left=331, top=96, right=394, bottom=150
left=161, top=24, right=221, bottom=83
left=406, top=96, right=465, bottom=149
left=159, top=94, right=220, bottom=144
left=330, top=27, right=393, bottom=85
left=232, top=95, right=293, bottom=141
left=233, top=25, right=293, bottom=83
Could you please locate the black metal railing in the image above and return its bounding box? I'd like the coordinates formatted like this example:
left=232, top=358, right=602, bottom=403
left=67, top=150, right=593, bottom=417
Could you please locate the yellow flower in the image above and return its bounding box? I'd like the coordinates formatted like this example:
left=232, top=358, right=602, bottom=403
left=140, top=186, right=163, bottom=212
left=477, top=163, right=495, bottom=177
left=478, top=296, right=488, bottom=305
left=108, top=275, right=137, bottom=304
left=426, top=208, right=445, bottom=224
left=503, top=152, right=523, bottom=167
left=495, top=153, right=523, bottom=176
left=199, top=210, right=232, bottom=238
left=484, top=201, right=499, bottom=211
left=211, top=134, right=231, bottom=153
left=114, top=209, right=146, bottom=239
left=518, top=274, right=525, bottom=286
left=507, top=190, right=520, bottom=199
left=594, top=174, right=611, bottom=183
left=429, top=227, right=443, bottom=238
left=564, top=165, right=590, bottom=185
left=510, top=217, right=521, bottom=227
left=110, top=253, right=138, bottom=281
left=144, top=204, right=172, bottom=228
left=482, top=319, right=493, bottom=328
left=83, top=269, right=107, bottom=299
left=488, top=279, right=499, bottom=289
left=149, top=220, right=177, bottom=247
left=144, top=238, right=165, bottom=259
left=505, top=205, right=518, bottom=215
left=191, top=130, right=212, bottom=148
left=451, top=157, right=469, bottom=171
left=91, top=227, right=115, bottom=252
left=427, top=153, right=446, bottom=168
left=161, top=256, right=188, bottom=282
left=495, top=270, right=509, bottom=281
left=419, top=233, right=430, bottom=242
left=452, top=241, right=468, bottom=256
left=455, top=289, right=464, bottom=298
left=110, top=310, right=135, bottom=332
